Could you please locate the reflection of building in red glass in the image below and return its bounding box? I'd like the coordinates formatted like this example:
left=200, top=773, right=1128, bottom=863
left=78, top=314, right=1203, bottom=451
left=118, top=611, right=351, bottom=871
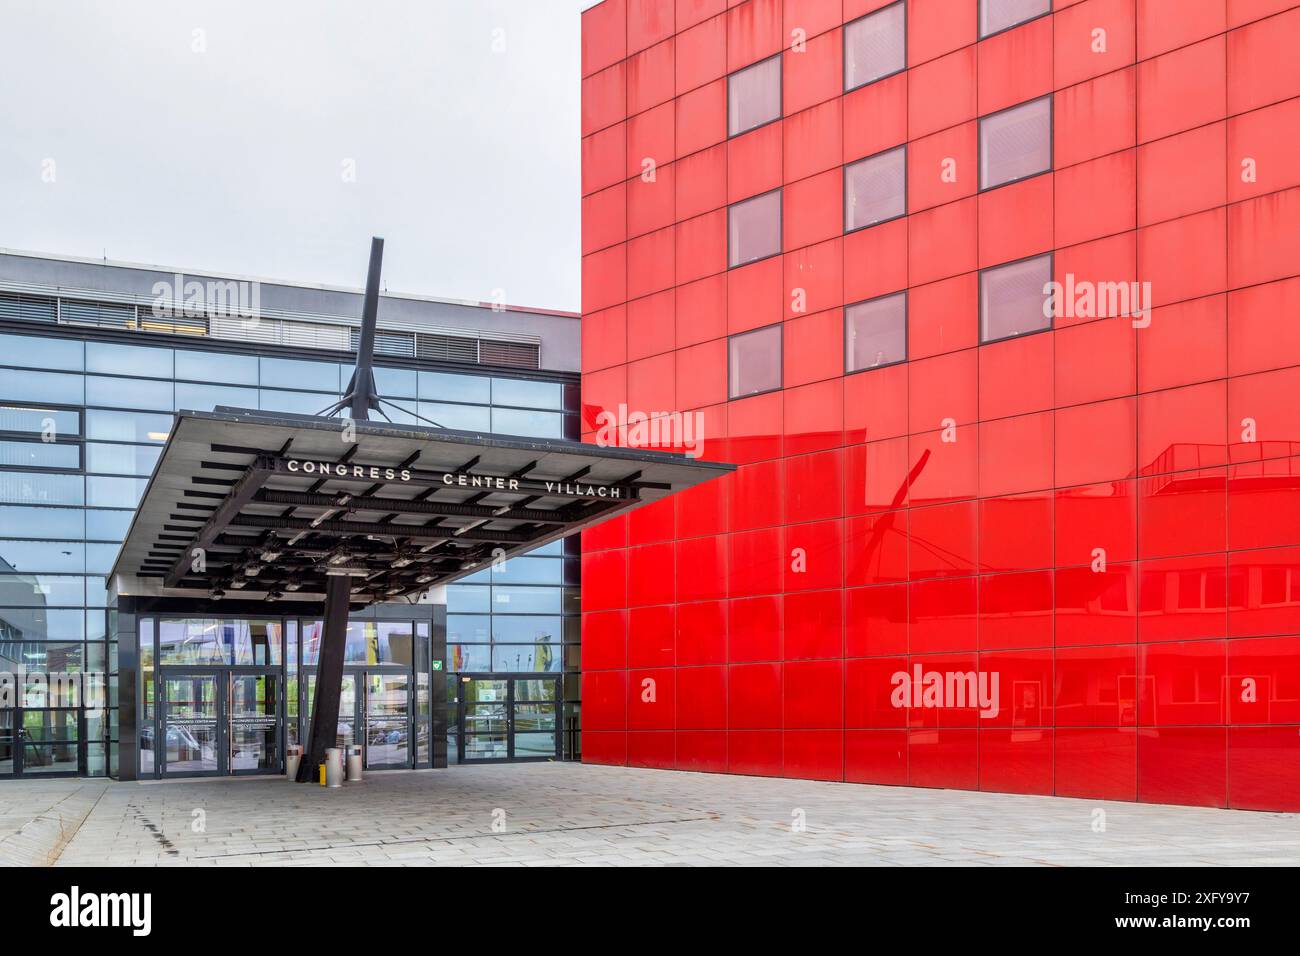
left=579, top=0, right=1300, bottom=810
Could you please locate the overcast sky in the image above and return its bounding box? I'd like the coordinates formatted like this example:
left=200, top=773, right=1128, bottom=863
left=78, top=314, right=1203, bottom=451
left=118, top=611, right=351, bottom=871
left=0, top=0, right=603, bottom=311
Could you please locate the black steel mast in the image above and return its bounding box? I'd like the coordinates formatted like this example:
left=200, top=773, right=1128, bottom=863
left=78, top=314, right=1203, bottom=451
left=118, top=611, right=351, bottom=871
left=296, top=236, right=384, bottom=782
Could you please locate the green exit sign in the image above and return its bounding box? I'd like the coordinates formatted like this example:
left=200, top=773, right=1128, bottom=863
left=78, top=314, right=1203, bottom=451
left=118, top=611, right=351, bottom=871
left=431, top=661, right=443, bottom=671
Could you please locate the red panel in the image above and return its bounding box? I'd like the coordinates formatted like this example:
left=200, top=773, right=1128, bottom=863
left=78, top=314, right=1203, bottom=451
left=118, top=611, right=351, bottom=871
left=783, top=27, right=842, bottom=116
left=784, top=589, right=844, bottom=660
left=675, top=78, right=726, bottom=158
left=1228, top=186, right=1300, bottom=290
left=908, top=272, right=977, bottom=360
left=1056, top=645, right=1139, bottom=727
left=978, top=15, right=1053, bottom=115
left=1138, top=0, right=1226, bottom=60
left=908, top=729, right=978, bottom=789
left=978, top=174, right=1054, bottom=269
left=1137, top=555, right=1229, bottom=642
left=627, top=730, right=676, bottom=768
left=1055, top=563, right=1138, bottom=646
left=676, top=534, right=729, bottom=602
left=980, top=492, right=1053, bottom=571
left=1228, top=726, right=1300, bottom=812
left=1137, top=727, right=1227, bottom=807
left=845, top=511, right=910, bottom=586
left=729, top=594, right=782, bottom=662
left=1138, top=640, right=1226, bottom=725
left=1228, top=546, right=1300, bottom=638
left=783, top=307, right=843, bottom=388
left=674, top=143, right=727, bottom=221
left=1055, top=480, right=1137, bottom=569
left=843, top=218, right=908, bottom=303
left=1138, top=123, right=1226, bottom=227
left=1054, top=68, right=1136, bottom=169
left=1136, top=36, right=1226, bottom=144
left=728, top=662, right=782, bottom=728
left=907, top=0, right=976, bottom=66
left=979, top=729, right=1053, bottom=795
left=844, top=361, right=908, bottom=442
left=728, top=526, right=783, bottom=597
left=674, top=273, right=727, bottom=348
left=582, top=0, right=627, bottom=78
left=1053, top=151, right=1136, bottom=249
left=582, top=731, right=627, bottom=765
left=844, top=729, right=908, bottom=784
left=783, top=729, right=844, bottom=780
left=783, top=518, right=844, bottom=591
left=845, top=584, right=908, bottom=657
left=908, top=47, right=976, bottom=141
left=784, top=99, right=843, bottom=183
left=909, top=577, right=978, bottom=653
left=726, top=0, right=781, bottom=71
left=1054, top=0, right=1136, bottom=89
left=783, top=448, right=844, bottom=523
left=628, top=603, right=675, bottom=666
left=727, top=255, right=783, bottom=334
left=676, top=729, right=728, bottom=772
left=627, top=101, right=675, bottom=177
left=626, top=288, right=675, bottom=361
left=1227, top=5, right=1300, bottom=114
left=676, top=599, right=728, bottom=665
left=1138, top=295, right=1226, bottom=394
left=582, top=610, right=628, bottom=671
left=1054, top=728, right=1137, bottom=800
left=784, top=659, right=844, bottom=727
left=583, top=63, right=626, bottom=137
left=727, top=729, right=783, bottom=775
left=908, top=197, right=978, bottom=286
left=979, top=335, right=1053, bottom=420
left=843, top=73, right=908, bottom=162
left=676, top=666, right=727, bottom=729
left=627, top=667, right=676, bottom=730
left=907, top=122, right=978, bottom=215
left=783, top=168, right=841, bottom=252
left=627, top=535, right=675, bottom=604
left=627, top=39, right=675, bottom=115
left=1054, top=316, right=1136, bottom=407
left=583, top=669, right=628, bottom=731
left=783, top=378, right=844, bottom=456
left=978, top=570, right=1053, bottom=650
left=727, top=120, right=783, bottom=202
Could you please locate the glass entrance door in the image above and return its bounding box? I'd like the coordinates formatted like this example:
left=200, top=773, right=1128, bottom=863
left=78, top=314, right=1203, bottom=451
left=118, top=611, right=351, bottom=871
left=161, top=674, right=222, bottom=776
left=459, top=676, right=560, bottom=763
left=363, top=673, right=410, bottom=769
left=228, top=673, right=281, bottom=774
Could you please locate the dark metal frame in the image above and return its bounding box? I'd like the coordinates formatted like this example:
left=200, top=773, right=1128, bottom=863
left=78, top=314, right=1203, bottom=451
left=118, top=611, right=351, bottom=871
left=727, top=322, right=784, bottom=401
left=843, top=144, right=908, bottom=236
left=456, top=673, right=562, bottom=764
left=844, top=289, right=910, bottom=375
left=726, top=52, right=784, bottom=140
left=978, top=0, right=1054, bottom=41
left=977, top=93, right=1055, bottom=193
left=978, top=250, right=1057, bottom=345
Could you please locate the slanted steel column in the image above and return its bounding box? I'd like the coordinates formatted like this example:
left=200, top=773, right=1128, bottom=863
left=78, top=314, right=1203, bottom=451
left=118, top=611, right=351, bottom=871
left=296, top=237, right=383, bottom=782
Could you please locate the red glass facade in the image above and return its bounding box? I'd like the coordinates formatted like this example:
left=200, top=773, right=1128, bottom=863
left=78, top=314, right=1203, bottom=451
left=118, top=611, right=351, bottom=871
left=578, top=0, right=1300, bottom=810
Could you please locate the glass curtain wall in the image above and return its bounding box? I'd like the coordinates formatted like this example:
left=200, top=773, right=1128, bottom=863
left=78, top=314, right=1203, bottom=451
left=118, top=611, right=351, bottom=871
left=0, top=329, right=580, bottom=777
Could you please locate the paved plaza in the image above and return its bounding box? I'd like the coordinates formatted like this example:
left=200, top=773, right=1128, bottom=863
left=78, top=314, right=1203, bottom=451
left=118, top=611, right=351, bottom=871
left=2, top=763, right=1297, bottom=866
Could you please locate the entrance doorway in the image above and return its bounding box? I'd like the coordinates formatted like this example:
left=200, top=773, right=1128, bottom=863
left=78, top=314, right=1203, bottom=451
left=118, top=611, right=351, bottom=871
left=303, top=670, right=413, bottom=770
left=0, top=705, right=79, bottom=777
left=159, top=671, right=280, bottom=777
left=458, top=675, right=560, bottom=763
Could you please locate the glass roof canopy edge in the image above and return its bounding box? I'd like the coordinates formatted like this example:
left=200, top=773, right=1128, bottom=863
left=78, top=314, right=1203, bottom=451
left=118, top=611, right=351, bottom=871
left=108, top=406, right=734, bottom=605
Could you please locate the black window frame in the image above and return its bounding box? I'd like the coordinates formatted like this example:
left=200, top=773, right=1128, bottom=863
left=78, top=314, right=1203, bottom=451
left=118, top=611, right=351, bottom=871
left=843, top=0, right=908, bottom=94
left=977, top=93, right=1054, bottom=192
left=727, top=323, right=784, bottom=401
left=843, top=144, right=908, bottom=235
left=726, top=52, right=784, bottom=140
left=978, top=251, right=1056, bottom=346
left=726, top=187, right=784, bottom=270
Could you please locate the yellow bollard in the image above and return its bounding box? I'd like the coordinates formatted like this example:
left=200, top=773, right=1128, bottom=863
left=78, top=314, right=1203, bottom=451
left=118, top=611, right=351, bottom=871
left=319, top=763, right=326, bottom=786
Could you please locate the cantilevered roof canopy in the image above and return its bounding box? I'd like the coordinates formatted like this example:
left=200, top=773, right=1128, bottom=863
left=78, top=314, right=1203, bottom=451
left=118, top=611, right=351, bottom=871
left=110, top=407, right=733, bottom=604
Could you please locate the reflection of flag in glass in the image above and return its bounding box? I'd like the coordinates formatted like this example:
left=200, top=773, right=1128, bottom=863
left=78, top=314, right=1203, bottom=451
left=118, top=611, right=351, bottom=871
left=366, top=623, right=378, bottom=665
left=535, top=627, right=553, bottom=672
left=451, top=645, right=465, bottom=671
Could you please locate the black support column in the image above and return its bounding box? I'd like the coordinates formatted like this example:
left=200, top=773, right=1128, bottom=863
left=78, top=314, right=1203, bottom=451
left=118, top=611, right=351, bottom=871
left=296, top=575, right=352, bottom=781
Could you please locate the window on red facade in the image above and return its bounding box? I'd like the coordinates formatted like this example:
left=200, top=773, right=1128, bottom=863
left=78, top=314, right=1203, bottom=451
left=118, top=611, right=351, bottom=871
left=979, top=95, right=1052, bottom=190
left=980, top=0, right=1053, bottom=39
left=727, top=54, right=782, bottom=137
left=727, top=189, right=782, bottom=268
left=846, top=291, right=908, bottom=373
left=844, top=145, right=906, bottom=232
left=728, top=324, right=782, bottom=399
left=980, top=254, right=1053, bottom=344
left=844, top=0, right=906, bottom=92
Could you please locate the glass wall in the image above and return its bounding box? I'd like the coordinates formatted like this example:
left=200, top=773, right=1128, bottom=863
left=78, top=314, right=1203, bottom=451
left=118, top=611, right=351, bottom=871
left=0, top=329, right=579, bottom=777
